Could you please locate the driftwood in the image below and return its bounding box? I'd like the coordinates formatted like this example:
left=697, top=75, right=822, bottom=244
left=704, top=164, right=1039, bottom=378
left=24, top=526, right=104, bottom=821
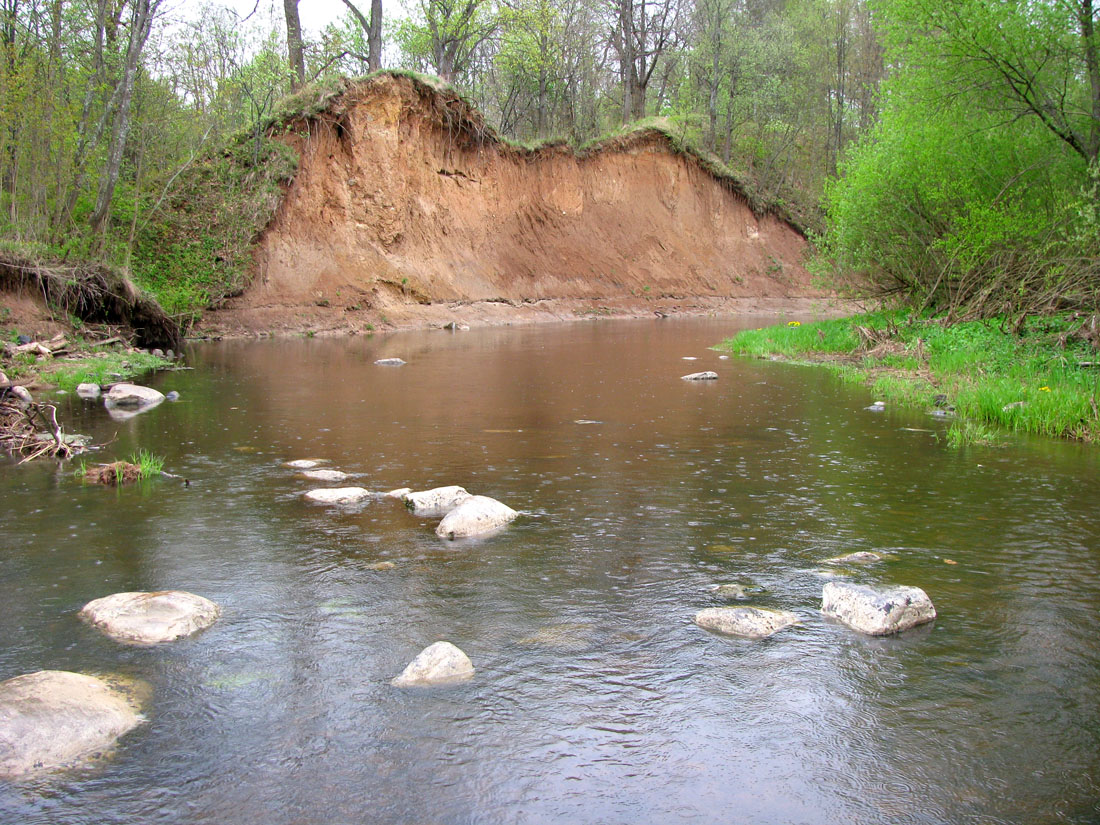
left=0, top=400, right=85, bottom=462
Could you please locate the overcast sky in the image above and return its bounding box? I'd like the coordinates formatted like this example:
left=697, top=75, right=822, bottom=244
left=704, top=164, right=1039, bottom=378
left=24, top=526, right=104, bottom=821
left=168, top=0, right=354, bottom=38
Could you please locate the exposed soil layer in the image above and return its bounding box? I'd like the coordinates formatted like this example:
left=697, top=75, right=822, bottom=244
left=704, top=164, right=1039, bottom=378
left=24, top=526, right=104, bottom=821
left=202, top=74, right=830, bottom=336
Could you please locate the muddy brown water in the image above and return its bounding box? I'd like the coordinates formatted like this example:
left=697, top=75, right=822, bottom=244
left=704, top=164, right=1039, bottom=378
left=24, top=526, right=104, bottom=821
left=2, top=317, right=1099, bottom=824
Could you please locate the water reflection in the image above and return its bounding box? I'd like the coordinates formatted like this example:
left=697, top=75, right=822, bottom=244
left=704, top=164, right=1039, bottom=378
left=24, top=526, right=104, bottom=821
left=1, top=318, right=1099, bottom=824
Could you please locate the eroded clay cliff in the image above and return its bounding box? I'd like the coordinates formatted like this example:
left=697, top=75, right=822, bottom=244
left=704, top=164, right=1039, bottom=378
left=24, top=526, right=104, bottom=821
left=209, top=73, right=826, bottom=333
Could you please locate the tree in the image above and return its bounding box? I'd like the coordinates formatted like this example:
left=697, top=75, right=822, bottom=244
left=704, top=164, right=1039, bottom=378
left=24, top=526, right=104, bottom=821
left=284, top=0, right=305, bottom=89
left=396, top=0, right=498, bottom=83
left=340, top=0, right=383, bottom=72
left=90, top=0, right=160, bottom=244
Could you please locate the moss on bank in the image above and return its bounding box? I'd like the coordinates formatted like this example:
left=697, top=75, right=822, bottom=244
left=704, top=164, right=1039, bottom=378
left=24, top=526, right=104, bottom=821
left=719, top=311, right=1100, bottom=443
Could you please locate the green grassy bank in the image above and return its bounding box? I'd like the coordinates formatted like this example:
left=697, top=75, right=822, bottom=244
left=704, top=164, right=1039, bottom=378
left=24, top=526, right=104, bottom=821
left=718, top=310, right=1100, bottom=445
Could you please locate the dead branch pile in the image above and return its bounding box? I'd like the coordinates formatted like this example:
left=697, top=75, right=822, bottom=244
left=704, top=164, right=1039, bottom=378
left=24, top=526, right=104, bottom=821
left=0, top=399, right=83, bottom=461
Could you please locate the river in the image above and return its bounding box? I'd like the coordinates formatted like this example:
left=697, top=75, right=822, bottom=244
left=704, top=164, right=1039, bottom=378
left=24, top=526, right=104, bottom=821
left=2, top=317, right=1098, bottom=824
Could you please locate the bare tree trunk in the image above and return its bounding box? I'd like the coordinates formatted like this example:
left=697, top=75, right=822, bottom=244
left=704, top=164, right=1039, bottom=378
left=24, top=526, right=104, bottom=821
left=284, top=0, right=305, bottom=90
left=369, top=0, right=383, bottom=71
left=1081, top=0, right=1100, bottom=163
left=619, top=0, right=635, bottom=123
left=89, top=0, right=157, bottom=244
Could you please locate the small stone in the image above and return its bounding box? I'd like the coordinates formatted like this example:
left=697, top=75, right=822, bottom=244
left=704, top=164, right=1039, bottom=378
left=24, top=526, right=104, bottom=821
left=80, top=591, right=220, bottom=645
left=866, top=401, right=886, bottom=411
left=299, top=469, right=350, bottom=482
left=9, top=385, right=33, bottom=405
left=385, top=487, right=412, bottom=499
left=681, top=371, right=718, bottom=381
left=0, top=670, right=145, bottom=779
left=391, top=641, right=474, bottom=687
left=0, top=371, right=8, bottom=384
left=76, top=383, right=101, bottom=399
left=694, top=607, right=800, bottom=639
left=285, top=459, right=327, bottom=469
left=374, top=358, right=406, bottom=366
left=821, top=581, right=936, bottom=635
left=165, top=349, right=175, bottom=359
left=404, top=485, right=471, bottom=517
left=303, top=487, right=372, bottom=504
left=367, top=561, right=396, bottom=570
left=151, top=349, right=164, bottom=358
left=165, top=391, right=180, bottom=401
left=436, top=495, right=519, bottom=539
left=1002, top=401, right=1027, bottom=412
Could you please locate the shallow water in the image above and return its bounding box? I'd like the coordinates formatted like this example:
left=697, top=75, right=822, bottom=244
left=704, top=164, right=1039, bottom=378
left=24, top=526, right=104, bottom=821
left=2, top=317, right=1099, bottom=824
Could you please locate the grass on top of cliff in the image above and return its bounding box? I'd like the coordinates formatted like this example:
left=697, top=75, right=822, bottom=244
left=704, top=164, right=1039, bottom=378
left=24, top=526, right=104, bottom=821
left=719, top=311, right=1100, bottom=444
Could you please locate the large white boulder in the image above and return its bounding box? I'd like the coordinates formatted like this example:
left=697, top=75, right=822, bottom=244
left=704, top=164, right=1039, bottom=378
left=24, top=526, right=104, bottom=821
left=435, top=495, right=518, bottom=539
left=391, top=641, right=474, bottom=687
left=821, top=582, right=936, bottom=635
left=104, top=383, right=165, bottom=409
left=404, top=485, right=471, bottom=517
left=694, top=607, right=800, bottom=639
left=303, top=487, right=372, bottom=504
left=0, top=670, right=145, bottom=779
left=80, top=591, right=220, bottom=645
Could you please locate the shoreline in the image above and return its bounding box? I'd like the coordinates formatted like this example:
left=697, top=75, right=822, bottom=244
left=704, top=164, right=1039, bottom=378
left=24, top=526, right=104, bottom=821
left=194, top=295, right=852, bottom=340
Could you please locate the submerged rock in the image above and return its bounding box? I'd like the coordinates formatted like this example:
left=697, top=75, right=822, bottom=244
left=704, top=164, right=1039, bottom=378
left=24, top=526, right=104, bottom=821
left=299, top=468, right=350, bottom=482
left=436, top=495, right=519, bottom=539
left=822, top=551, right=882, bottom=565
left=517, top=622, right=597, bottom=652
left=366, top=561, right=396, bottom=571
left=80, top=591, right=220, bottom=644
left=0, top=670, right=145, bottom=779
left=374, top=357, right=406, bottom=366
left=303, top=487, right=372, bottom=505
left=76, top=383, right=101, bottom=399
left=821, top=581, right=936, bottom=635
left=694, top=606, right=800, bottom=639
left=285, top=459, right=327, bottom=469
left=165, top=391, right=180, bottom=402
left=681, top=371, right=718, bottom=381
left=391, top=641, right=474, bottom=687
left=404, top=485, right=471, bottom=517
left=711, top=583, right=748, bottom=600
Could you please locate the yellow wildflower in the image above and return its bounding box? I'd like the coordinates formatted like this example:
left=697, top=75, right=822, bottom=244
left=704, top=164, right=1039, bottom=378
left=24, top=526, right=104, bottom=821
left=1039, top=386, right=1051, bottom=392
left=787, top=321, right=801, bottom=327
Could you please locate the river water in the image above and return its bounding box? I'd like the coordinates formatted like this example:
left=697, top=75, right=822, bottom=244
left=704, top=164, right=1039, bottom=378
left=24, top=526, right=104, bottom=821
left=1, top=317, right=1099, bottom=824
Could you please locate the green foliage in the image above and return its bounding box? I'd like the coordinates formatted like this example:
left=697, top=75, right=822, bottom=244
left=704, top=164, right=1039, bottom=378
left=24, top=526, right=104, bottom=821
left=128, top=449, right=165, bottom=478
left=721, top=311, right=1100, bottom=442
left=130, top=136, right=298, bottom=321
left=46, top=349, right=168, bottom=392
left=817, top=0, right=1100, bottom=317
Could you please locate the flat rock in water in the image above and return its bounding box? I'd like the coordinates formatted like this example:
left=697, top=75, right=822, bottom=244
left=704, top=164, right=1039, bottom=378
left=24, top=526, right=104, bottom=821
left=436, top=495, right=519, bottom=539
left=80, top=591, right=220, bottom=645
left=299, top=469, right=350, bottom=482
left=694, top=606, right=800, bottom=639
left=385, top=487, right=412, bottom=499
left=822, top=551, right=882, bottom=565
left=104, top=383, right=165, bottom=410
left=821, top=581, right=936, bottom=635
left=404, top=485, right=471, bottom=517
left=76, top=383, right=101, bottom=399
left=681, top=371, right=718, bottom=381
left=285, top=459, right=327, bottom=469
left=391, top=641, right=474, bottom=687
left=0, top=670, right=145, bottom=779
left=711, top=583, right=748, bottom=600
left=303, top=487, right=372, bottom=505
left=374, top=358, right=406, bottom=366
